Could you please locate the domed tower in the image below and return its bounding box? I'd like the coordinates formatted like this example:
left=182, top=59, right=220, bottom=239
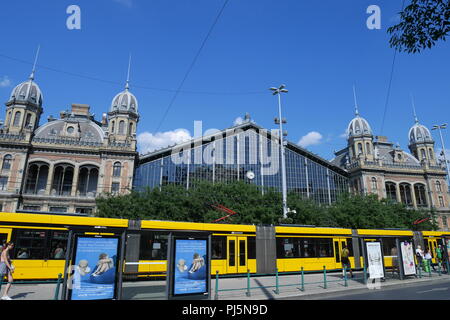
left=408, top=108, right=436, bottom=165
left=347, top=87, right=374, bottom=161
left=107, top=58, right=139, bottom=148
left=4, top=59, right=43, bottom=137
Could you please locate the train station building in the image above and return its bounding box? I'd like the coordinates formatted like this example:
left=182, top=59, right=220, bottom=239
left=0, top=69, right=449, bottom=230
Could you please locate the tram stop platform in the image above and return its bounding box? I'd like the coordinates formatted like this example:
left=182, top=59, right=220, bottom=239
left=3, top=268, right=450, bottom=300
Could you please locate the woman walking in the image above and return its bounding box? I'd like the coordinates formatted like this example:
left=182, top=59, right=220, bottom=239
left=0, top=242, right=15, bottom=300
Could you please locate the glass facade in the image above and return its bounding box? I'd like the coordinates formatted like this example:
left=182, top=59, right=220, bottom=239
left=134, top=126, right=349, bottom=205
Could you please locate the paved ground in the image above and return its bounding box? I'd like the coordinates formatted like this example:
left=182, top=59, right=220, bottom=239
left=1, top=269, right=449, bottom=300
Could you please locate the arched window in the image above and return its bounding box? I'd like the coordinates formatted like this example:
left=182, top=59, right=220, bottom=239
left=13, top=111, right=21, bottom=127
left=111, top=121, right=115, bottom=133
left=385, top=182, right=397, bottom=202
left=113, top=162, right=122, bottom=177
left=421, top=149, right=426, bottom=160
left=77, top=166, right=99, bottom=197
left=357, top=143, right=363, bottom=155
left=371, top=177, right=377, bottom=191
left=25, top=114, right=32, bottom=128
left=414, top=183, right=427, bottom=207
left=366, top=143, right=371, bottom=155
left=24, top=162, right=49, bottom=195
left=429, top=148, right=434, bottom=160
left=51, top=164, right=74, bottom=196
left=436, top=181, right=442, bottom=192
left=129, top=122, right=133, bottom=135
left=2, top=155, right=12, bottom=171
left=119, top=121, right=125, bottom=134
left=399, top=183, right=413, bottom=206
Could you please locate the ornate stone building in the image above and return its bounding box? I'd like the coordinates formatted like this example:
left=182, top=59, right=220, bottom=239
left=332, top=108, right=450, bottom=230
left=0, top=69, right=139, bottom=215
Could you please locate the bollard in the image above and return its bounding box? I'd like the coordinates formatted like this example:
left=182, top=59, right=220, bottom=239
left=343, top=267, right=348, bottom=287
left=246, top=269, right=251, bottom=297
left=323, top=266, right=327, bottom=289
left=363, top=265, right=367, bottom=285
left=275, top=268, right=280, bottom=294
left=418, top=263, right=422, bottom=278
left=300, top=267, right=305, bottom=292
left=53, top=273, right=62, bottom=300
left=214, top=271, right=219, bottom=300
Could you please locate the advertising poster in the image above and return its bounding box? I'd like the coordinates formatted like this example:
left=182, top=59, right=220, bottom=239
left=366, top=242, right=384, bottom=279
left=400, top=241, right=416, bottom=276
left=173, top=239, right=208, bottom=296
left=71, top=237, right=119, bottom=300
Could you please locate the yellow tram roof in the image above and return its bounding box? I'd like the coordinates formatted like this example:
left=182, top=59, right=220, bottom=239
left=275, top=226, right=352, bottom=235
left=357, top=229, right=413, bottom=236
left=0, top=212, right=128, bottom=228
left=140, top=220, right=256, bottom=233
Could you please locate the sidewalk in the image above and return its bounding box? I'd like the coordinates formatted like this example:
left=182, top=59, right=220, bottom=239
left=1, top=269, right=450, bottom=300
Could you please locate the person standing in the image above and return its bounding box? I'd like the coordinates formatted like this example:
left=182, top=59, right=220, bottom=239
left=341, top=244, right=353, bottom=278
left=424, top=248, right=435, bottom=272
left=442, top=242, right=449, bottom=274
left=436, top=245, right=443, bottom=272
left=415, top=245, right=424, bottom=271
left=0, top=242, right=15, bottom=300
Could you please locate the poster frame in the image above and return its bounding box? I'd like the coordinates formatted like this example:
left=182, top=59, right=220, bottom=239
left=166, top=231, right=211, bottom=300
left=363, top=240, right=385, bottom=280
left=398, top=238, right=416, bottom=278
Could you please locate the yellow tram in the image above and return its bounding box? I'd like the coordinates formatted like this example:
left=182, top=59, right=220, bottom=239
left=1, top=212, right=449, bottom=280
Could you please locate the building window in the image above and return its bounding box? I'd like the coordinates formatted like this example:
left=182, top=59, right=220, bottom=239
left=385, top=182, right=397, bottom=202
left=371, top=177, right=377, bottom=191
left=129, top=122, right=133, bottom=135
left=439, top=196, right=445, bottom=208
left=421, top=149, right=426, bottom=160
left=113, top=162, right=122, bottom=177
left=13, top=111, right=21, bottom=127
left=25, top=114, right=32, bottom=128
left=2, top=154, right=12, bottom=171
left=111, top=121, right=115, bottom=133
left=443, top=216, right=448, bottom=228
left=75, top=207, right=93, bottom=215
left=399, top=183, right=413, bottom=206
left=119, top=120, right=125, bottom=134
left=24, top=162, right=49, bottom=195
left=357, top=143, right=363, bottom=155
left=49, top=207, right=68, bottom=213
left=366, top=142, right=371, bottom=155
left=22, top=205, right=41, bottom=212
left=429, top=149, right=434, bottom=160
left=414, top=183, right=427, bottom=207
left=0, top=176, right=8, bottom=191
left=436, top=181, right=442, bottom=192
left=111, top=182, right=120, bottom=193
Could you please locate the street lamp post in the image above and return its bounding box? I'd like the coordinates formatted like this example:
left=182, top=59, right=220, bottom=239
left=432, top=124, right=450, bottom=186
left=270, top=85, right=288, bottom=219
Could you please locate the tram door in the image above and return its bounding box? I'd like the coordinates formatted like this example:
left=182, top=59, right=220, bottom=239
left=227, top=236, right=247, bottom=274
left=426, top=238, right=438, bottom=263
left=333, top=238, right=348, bottom=269
left=0, top=228, right=11, bottom=244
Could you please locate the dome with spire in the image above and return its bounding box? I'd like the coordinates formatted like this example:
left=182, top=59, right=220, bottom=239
left=8, top=77, right=43, bottom=107
left=110, top=87, right=138, bottom=113
left=408, top=121, right=433, bottom=144
left=347, top=115, right=372, bottom=138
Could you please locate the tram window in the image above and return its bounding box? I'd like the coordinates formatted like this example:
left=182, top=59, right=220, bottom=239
left=139, top=232, right=168, bottom=260
left=212, top=236, right=226, bottom=259
left=14, top=229, right=47, bottom=259
left=247, top=237, right=256, bottom=259
left=49, top=231, right=68, bottom=260
left=345, top=239, right=354, bottom=257
left=318, top=239, right=333, bottom=257
left=276, top=237, right=299, bottom=258
left=300, top=238, right=317, bottom=258
left=382, top=238, right=397, bottom=256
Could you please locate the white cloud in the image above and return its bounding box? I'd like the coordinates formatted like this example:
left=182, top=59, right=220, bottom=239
left=113, top=0, right=133, bottom=7
left=233, top=117, right=243, bottom=126
left=0, top=76, right=11, bottom=88
left=137, top=129, right=192, bottom=154
left=339, top=129, right=348, bottom=139
left=298, top=131, right=323, bottom=148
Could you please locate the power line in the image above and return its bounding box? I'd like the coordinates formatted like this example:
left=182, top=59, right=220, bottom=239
left=154, top=0, right=231, bottom=133
left=379, top=0, right=407, bottom=134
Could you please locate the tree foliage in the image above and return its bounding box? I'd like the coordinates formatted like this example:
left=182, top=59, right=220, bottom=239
left=96, top=180, right=438, bottom=230
left=388, top=0, right=450, bottom=53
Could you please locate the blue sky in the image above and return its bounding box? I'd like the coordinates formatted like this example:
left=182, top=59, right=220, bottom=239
left=0, top=0, right=449, bottom=160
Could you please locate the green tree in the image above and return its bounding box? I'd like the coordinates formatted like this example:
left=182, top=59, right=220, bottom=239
left=388, top=0, right=450, bottom=53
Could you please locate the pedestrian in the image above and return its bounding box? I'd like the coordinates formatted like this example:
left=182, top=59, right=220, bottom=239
left=441, top=243, right=449, bottom=274
left=341, top=244, right=353, bottom=278
left=436, top=245, right=444, bottom=272
left=0, top=242, right=15, bottom=300
left=415, top=245, right=424, bottom=271
left=424, top=247, right=435, bottom=272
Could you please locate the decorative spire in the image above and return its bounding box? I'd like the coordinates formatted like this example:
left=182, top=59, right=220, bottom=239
left=29, top=45, right=40, bottom=81
left=125, top=53, right=131, bottom=91
left=353, top=85, right=359, bottom=116
left=410, top=93, right=419, bottom=124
